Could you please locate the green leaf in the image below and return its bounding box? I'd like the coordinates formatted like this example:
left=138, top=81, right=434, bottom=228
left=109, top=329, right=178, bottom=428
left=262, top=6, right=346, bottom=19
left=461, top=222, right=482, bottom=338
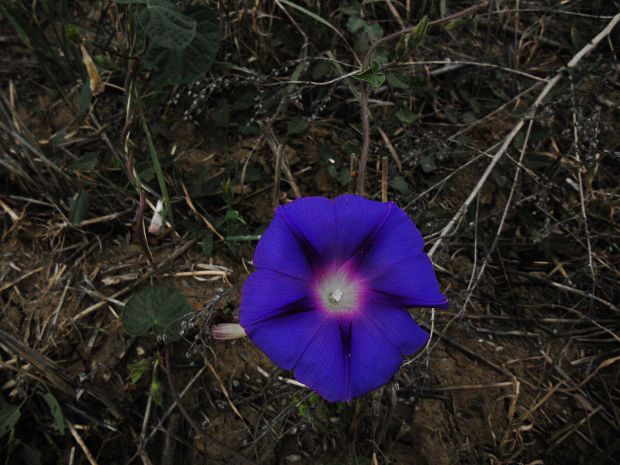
left=222, top=209, right=245, bottom=225
left=68, top=189, right=90, bottom=226
left=365, top=23, right=384, bottom=42
left=439, top=0, right=447, bottom=18
left=1, top=4, right=31, bottom=45
left=122, top=287, right=192, bottom=342
left=49, top=128, right=66, bottom=146
left=287, top=116, right=308, bottom=135
left=445, top=18, right=465, bottom=31
left=150, top=373, right=164, bottom=407
left=311, top=61, right=331, bottom=80
left=420, top=153, right=437, bottom=173
left=201, top=232, right=214, bottom=257
left=327, top=164, right=338, bottom=179
left=338, top=167, right=350, bottom=187
left=140, top=111, right=173, bottom=227
left=69, top=153, right=98, bottom=172
left=370, top=47, right=388, bottom=66
left=114, top=0, right=147, bottom=3
left=390, top=175, right=410, bottom=194
left=0, top=398, right=20, bottom=439
left=346, top=15, right=365, bottom=33
left=139, top=0, right=197, bottom=49
left=409, top=15, right=429, bottom=46
left=141, top=6, right=220, bottom=86
left=352, top=60, right=385, bottom=88
left=224, top=234, right=261, bottom=242
left=396, top=15, right=429, bottom=57
left=395, top=107, right=416, bottom=124
left=64, top=23, right=81, bottom=42
left=128, top=359, right=150, bottom=384
left=76, top=79, right=92, bottom=122
left=42, top=393, right=66, bottom=435
left=386, top=71, right=411, bottom=90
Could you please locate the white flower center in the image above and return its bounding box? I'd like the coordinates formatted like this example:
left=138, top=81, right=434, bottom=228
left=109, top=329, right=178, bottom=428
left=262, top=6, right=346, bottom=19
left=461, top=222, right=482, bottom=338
left=316, top=267, right=362, bottom=314
left=329, top=289, right=343, bottom=304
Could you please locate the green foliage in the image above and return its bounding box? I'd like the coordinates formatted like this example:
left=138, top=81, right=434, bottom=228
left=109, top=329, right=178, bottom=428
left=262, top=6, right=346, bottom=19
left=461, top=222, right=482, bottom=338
left=409, top=15, right=429, bottom=45
left=150, top=365, right=164, bottom=407
left=68, top=189, right=90, bottom=225
left=352, top=60, right=385, bottom=88
left=76, top=81, right=92, bottom=122
left=344, top=5, right=384, bottom=52
left=420, top=152, right=438, bottom=173
left=128, top=359, right=151, bottom=384
left=0, top=397, right=20, bottom=439
left=287, top=116, right=308, bottom=135
left=69, top=153, right=98, bottom=172
left=139, top=0, right=197, bottom=49
left=396, top=15, right=429, bottom=57
left=395, top=107, right=416, bottom=124
left=390, top=175, right=411, bottom=194
left=122, top=286, right=193, bottom=342
left=386, top=71, right=411, bottom=90
left=42, top=393, right=66, bottom=435
left=115, top=1, right=220, bottom=85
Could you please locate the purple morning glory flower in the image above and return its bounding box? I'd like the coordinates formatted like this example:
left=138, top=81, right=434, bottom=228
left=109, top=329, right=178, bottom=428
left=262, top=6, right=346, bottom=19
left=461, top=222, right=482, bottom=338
left=240, top=195, right=448, bottom=402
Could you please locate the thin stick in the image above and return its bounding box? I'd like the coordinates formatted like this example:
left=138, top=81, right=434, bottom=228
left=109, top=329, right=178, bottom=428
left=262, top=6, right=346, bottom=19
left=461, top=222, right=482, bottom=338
left=569, top=76, right=595, bottom=281
left=460, top=117, right=534, bottom=311
left=381, top=156, right=389, bottom=202
left=68, top=421, right=100, bottom=465
left=428, top=11, right=620, bottom=258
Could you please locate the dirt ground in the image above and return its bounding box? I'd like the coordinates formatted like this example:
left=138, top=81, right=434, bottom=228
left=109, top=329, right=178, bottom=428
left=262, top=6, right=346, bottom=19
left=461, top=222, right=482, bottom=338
left=1, top=1, right=619, bottom=464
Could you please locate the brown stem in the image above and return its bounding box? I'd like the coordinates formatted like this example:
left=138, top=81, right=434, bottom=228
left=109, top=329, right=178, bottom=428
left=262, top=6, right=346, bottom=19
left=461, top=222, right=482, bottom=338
left=356, top=83, right=370, bottom=195
left=134, top=189, right=160, bottom=279
left=355, top=1, right=489, bottom=196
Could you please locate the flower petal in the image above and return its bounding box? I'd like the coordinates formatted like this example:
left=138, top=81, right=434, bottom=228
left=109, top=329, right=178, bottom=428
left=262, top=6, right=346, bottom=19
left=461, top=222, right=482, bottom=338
left=239, top=270, right=312, bottom=328
left=244, top=310, right=325, bottom=371
left=292, top=319, right=350, bottom=402
left=362, top=295, right=430, bottom=356
left=254, top=210, right=313, bottom=279
left=332, top=194, right=392, bottom=261
left=369, top=253, right=448, bottom=308
left=349, top=317, right=402, bottom=399
left=278, top=197, right=336, bottom=264
left=358, top=206, right=448, bottom=308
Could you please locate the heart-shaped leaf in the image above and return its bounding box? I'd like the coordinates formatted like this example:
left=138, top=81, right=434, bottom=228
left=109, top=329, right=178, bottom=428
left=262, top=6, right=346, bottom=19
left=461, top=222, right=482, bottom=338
left=352, top=60, right=385, bottom=88
left=139, top=0, right=197, bottom=49
left=122, top=286, right=192, bottom=342
left=141, top=5, right=220, bottom=85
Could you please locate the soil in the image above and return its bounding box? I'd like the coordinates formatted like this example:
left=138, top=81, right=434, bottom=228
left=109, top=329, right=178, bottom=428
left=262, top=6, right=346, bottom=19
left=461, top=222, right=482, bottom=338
left=1, top=2, right=619, bottom=465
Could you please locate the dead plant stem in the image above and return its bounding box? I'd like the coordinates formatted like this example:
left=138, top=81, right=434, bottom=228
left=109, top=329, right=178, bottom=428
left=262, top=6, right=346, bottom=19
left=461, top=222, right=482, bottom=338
left=428, top=11, right=620, bottom=258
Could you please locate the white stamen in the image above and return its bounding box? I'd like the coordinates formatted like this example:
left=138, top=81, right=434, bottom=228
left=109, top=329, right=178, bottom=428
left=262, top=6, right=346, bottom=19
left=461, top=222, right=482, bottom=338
left=330, top=289, right=343, bottom=303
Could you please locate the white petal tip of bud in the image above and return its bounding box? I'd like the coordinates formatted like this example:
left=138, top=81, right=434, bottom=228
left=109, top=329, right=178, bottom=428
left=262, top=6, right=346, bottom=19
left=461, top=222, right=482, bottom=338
left=210, top=323, right=246, bottom=340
